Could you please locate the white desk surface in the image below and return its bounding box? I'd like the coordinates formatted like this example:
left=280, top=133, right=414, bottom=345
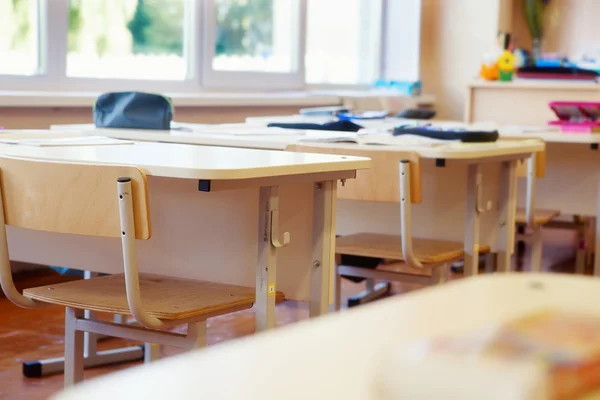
left=0, top=138, right=369, bottom=180
left=295, top=140, right=545, bottom=160
left=43, top=127, right=544, bottom=160
left=243, top=114, right=600, bottom=145
left=54, top=119, right=599, bottom=145
left=501, top=130, right=600, bottom=144
left=53, top=273, right=600, bottom=400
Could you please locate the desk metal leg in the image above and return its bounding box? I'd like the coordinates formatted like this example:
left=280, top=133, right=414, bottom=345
left=310, top=181, right=336, bottom=317
left=464, top=164, right=481, bottom=277
left=594, top=183, right=600, bottom=276
left=255, top=186, right=278, bottom=331
left=334, top=257, right=342, bottom=311
left=497, top=160, right=518, bottom=272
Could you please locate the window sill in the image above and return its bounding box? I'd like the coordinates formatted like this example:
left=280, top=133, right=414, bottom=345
left=0, top=90, right=434, bottom=108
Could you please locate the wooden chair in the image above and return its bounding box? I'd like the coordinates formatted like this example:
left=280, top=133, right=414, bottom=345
left=287, top=144, right=490, bottom=308
left=0, top=157, right=255, bottom=387
left=515, top=151, right=560, bottom=271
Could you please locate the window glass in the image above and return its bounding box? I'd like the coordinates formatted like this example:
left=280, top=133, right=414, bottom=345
left=213, top=0, right=298, bottom=73
left=306, top=0, right=382, bottom=84
left=67, top=0, right=186, bottom=80
left=0, top=0, right=40, bottom=76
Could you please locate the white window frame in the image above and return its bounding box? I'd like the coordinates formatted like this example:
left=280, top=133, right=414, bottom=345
left=201, top=0, right=306, bottom=90
left=0, top=0, right=420, bottom=93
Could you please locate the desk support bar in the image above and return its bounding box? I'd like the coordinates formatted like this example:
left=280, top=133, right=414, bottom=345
left=310, top=181, right=336, bottom=317
left=525, top=153, right=537, bottom=228
left=399, top=161, right=423, bottom=269
left=464, top=164, right=482, bottom=276
left=497, top=160, right=518, bottom=272
left=270, top=186, right=290, bottom=248
left=256, top=186, right=278, bottom=331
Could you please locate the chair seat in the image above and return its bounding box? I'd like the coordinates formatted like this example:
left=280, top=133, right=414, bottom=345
left=515, top=208, right=560, bottom=225
left=336, top=233, right=490, bottom=265
left=24, top=273, right=255, bottom=321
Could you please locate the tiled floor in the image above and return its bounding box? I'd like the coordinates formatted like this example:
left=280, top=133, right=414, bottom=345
left=0, top=227, right=583, bottom=399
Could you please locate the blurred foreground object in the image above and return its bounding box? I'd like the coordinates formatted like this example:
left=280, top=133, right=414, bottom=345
left=53, top=274, right=600, bottom=400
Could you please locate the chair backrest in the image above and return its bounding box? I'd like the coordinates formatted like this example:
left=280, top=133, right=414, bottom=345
left=286, top=144, right=422, bottom=204
left=0, top=157, right=151, bottom=240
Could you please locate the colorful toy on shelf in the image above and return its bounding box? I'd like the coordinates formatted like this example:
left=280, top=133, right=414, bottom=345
left=480, top=32, right=515, bottom=81
left=480, top=52, right=499, bottom=80
left=498, top=50, right=516, bottom=81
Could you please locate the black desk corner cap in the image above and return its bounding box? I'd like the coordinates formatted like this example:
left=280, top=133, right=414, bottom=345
left=198, top=180, right=211, bottom=192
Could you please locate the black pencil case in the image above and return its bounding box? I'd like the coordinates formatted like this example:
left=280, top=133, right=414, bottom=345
left=393, top=125, right=499, bottom=142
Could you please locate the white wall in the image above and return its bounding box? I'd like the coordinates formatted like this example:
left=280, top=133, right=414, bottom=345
left=420, top=0, right=501, bottom=119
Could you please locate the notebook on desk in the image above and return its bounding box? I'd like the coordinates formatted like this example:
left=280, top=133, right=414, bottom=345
left=298, top=133, right=451, bottom=147
left=177, top=125, right=305, bottom=136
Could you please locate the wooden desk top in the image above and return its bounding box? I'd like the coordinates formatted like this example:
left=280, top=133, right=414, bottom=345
left=0, top=138, right=369, bottom=180
left=44, top=126, right=544, bottom=160
left=52, top=274, right=600, bottom=400
left=500, top=130, right=600, bottom=144
left=291, top=139, right=544, bottom=161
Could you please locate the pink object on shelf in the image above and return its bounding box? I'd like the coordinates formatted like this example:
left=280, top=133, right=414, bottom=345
left=548, top=101, right=600, bottom=134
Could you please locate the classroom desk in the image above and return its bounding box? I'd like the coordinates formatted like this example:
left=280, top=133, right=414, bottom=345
left=500, top=130, right=600, bottom=275
left=44, top=127, right=544, bottom=275
left=52, top=273, right=600, bottom=400
left=0, top=138, right=369, bottom=328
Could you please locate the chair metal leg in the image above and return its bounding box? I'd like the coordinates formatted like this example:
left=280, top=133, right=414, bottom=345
left=144, top=343, right=161, bottom=363
left=334, top=262, right=342, bottom=311
left=516, top=224, right=526, bottom=271
left=347, top=281, right=391, bottom=308
left=576, top=247, right=587, bottom=275
left=431, top=265, right=448, bottom=284
left=575, top=218, right=587, bottom=275
left=530, top=227, right=543, bottom=273
left=23, top=308, right=144, bottom=378
left=194, top=321, right=207, bottom=348
left=484, top=252, right=497, bottom=274
left=64, top=307, right=84, bottom=387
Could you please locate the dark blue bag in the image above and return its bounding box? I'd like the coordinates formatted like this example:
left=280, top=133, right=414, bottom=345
left=94, top=91, right=173, bottom=130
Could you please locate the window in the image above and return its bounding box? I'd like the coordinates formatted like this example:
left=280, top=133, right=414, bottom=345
left=305, top=0, right=382, bottom=85
left=0, top=0, right=40, bottom=76
left=202, top=0, right=303, bottom=89
left=213, top=0, right=298, bottom=73
left=0, top=0, right=421, bottom=91
left=67, top=0, right=187, bottom=80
